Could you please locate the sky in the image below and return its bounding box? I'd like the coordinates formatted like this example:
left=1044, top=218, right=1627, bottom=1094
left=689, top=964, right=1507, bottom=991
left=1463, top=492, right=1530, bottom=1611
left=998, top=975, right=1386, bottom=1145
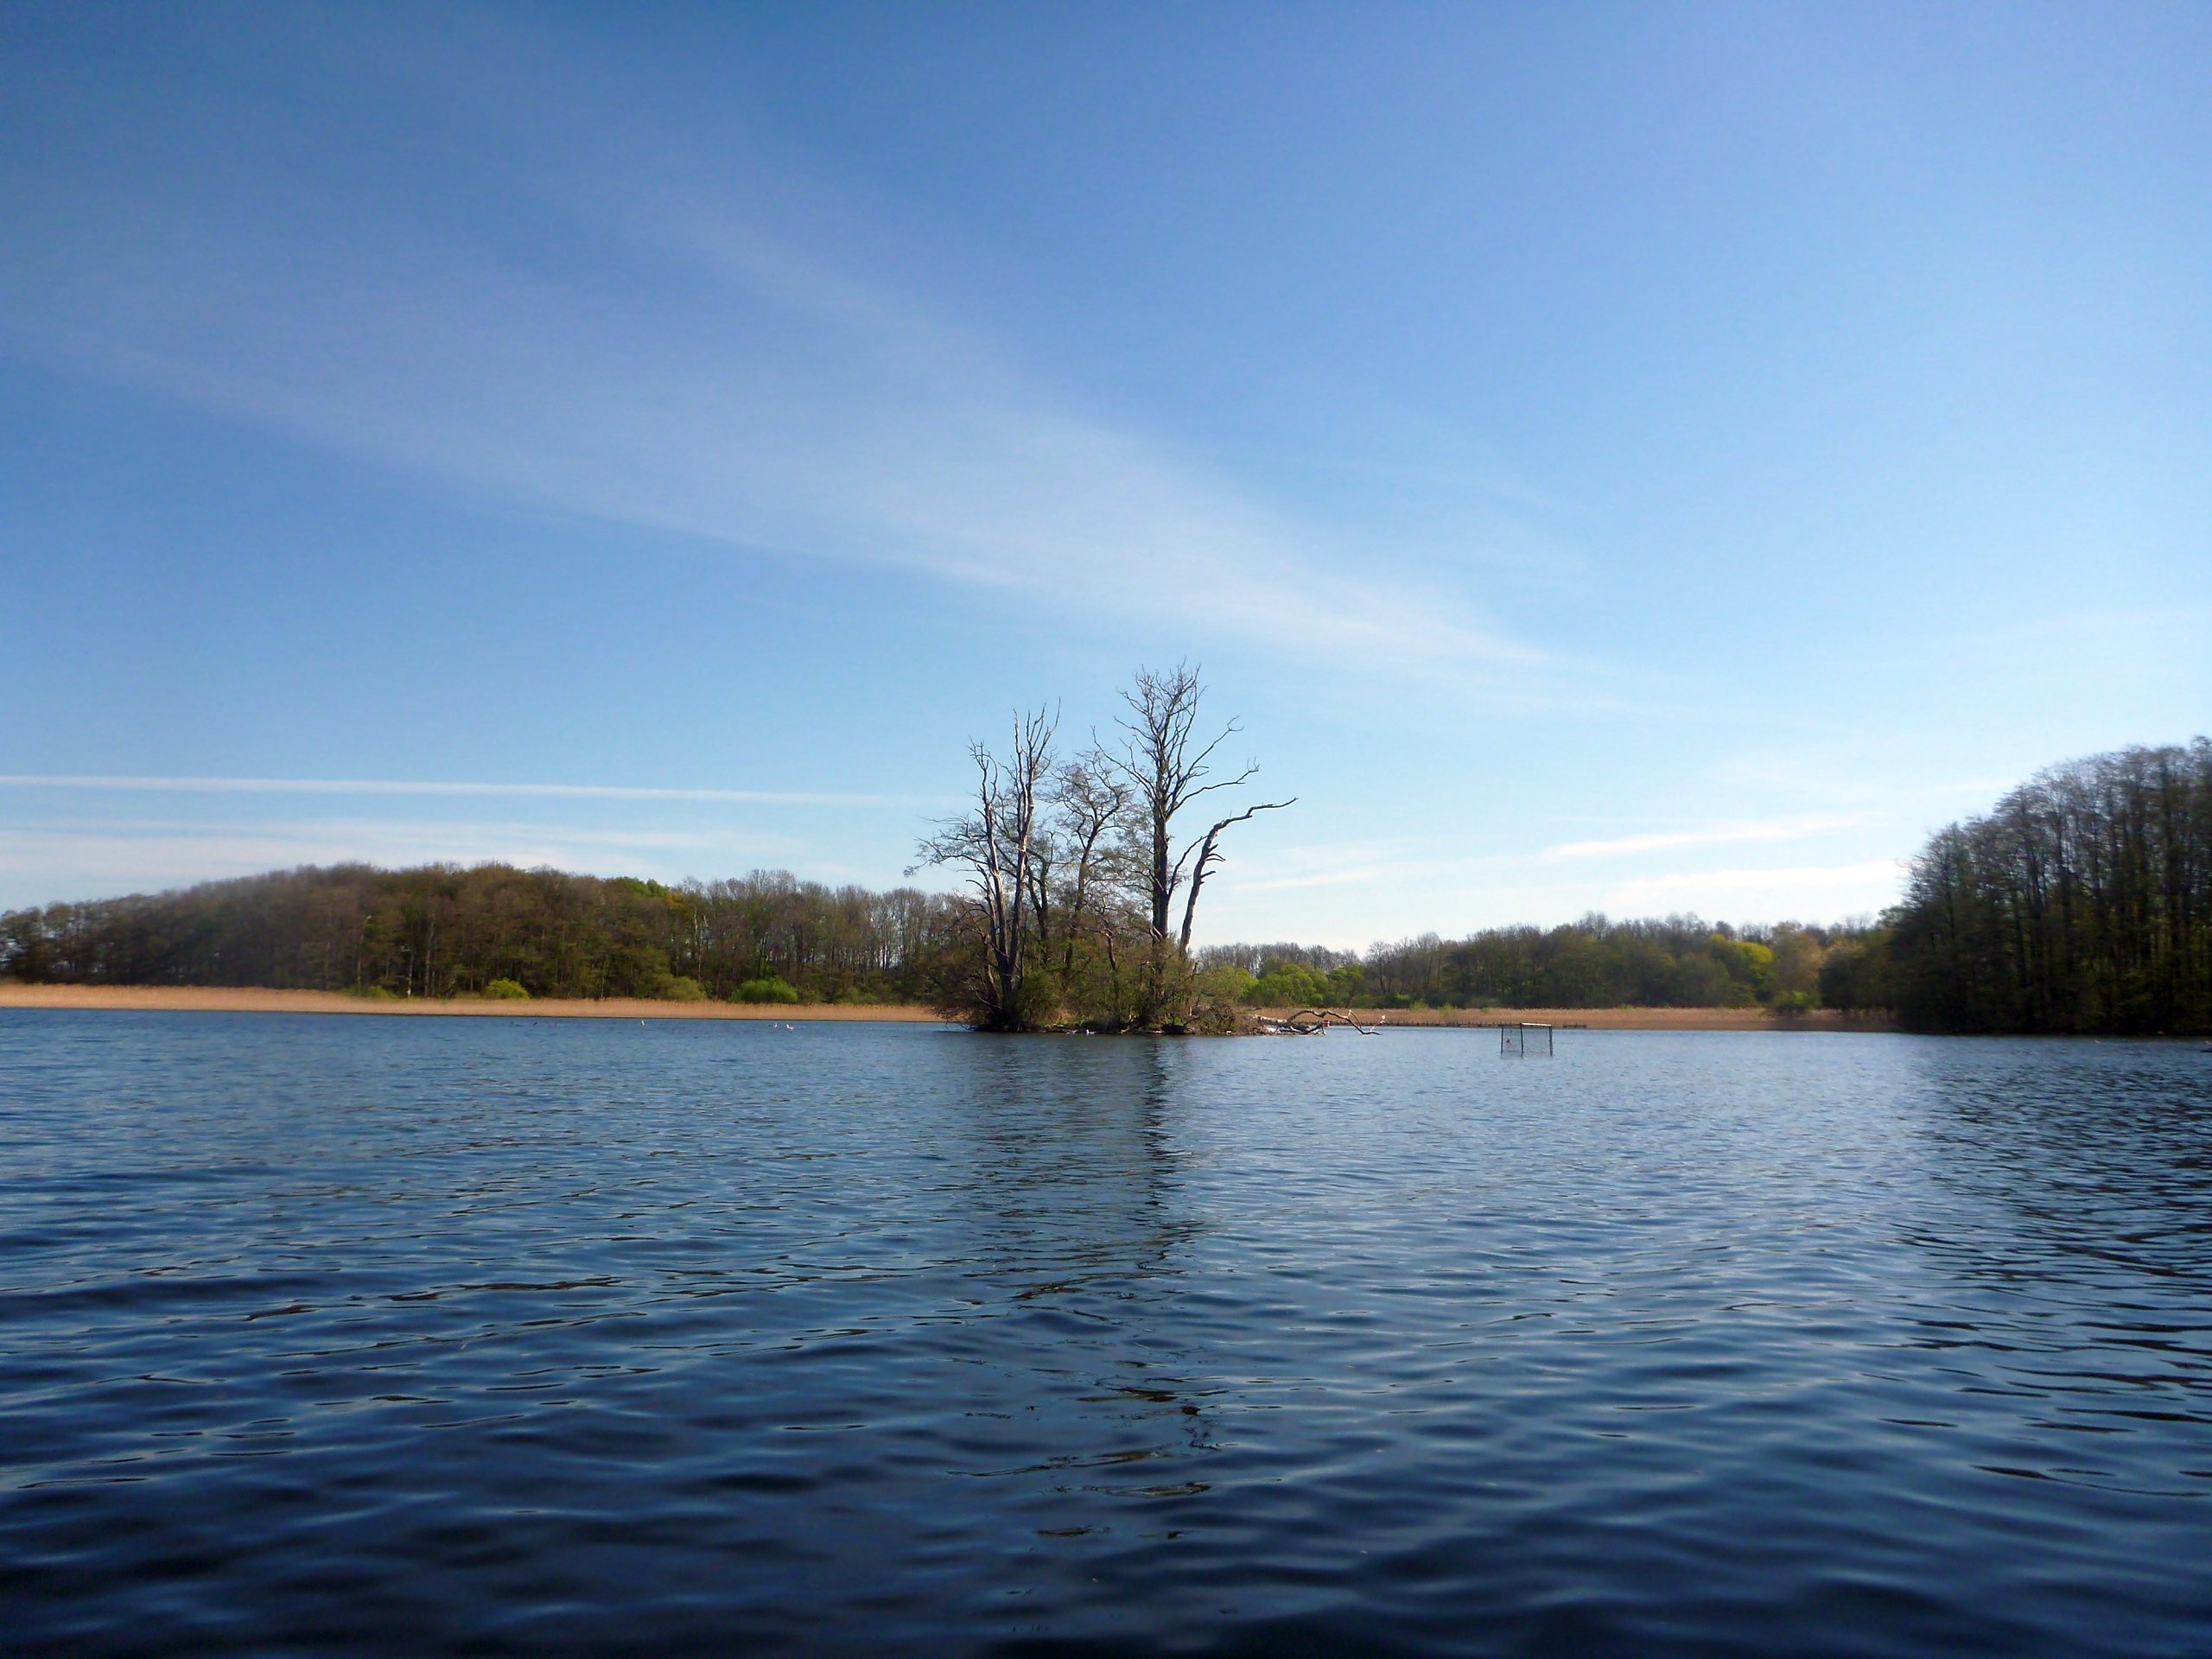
left=3, top=2, right=2207, bottom=949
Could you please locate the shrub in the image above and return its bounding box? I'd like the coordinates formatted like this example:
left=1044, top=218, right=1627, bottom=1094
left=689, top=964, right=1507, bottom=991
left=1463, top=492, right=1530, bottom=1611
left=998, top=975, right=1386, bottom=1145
left=1011, top=966, right=1064, bottom=1029
left=1250, top=961, right=1330, bottom=1007
left=353, top=984, right=400, bottom=1001
left=1197, top=963, right=1258, bottom=1005
left=652, top=974, right=708, bottom=1002
left=733, top=974, right=801, bottom=1005
left=482, top=978, right=531, bottom=1001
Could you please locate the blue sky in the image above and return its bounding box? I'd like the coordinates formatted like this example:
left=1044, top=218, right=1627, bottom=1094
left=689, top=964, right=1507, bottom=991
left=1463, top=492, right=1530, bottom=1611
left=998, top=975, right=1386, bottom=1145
left=3, top=2, right=2207, bottom=948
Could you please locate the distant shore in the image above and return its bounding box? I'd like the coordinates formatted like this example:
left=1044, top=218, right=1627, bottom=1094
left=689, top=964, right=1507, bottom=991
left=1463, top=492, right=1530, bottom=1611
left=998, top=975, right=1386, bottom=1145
left=0, top=985, right=944, bottom=1021
left=0, top=984, right=1892, bottom=1029
left=1287, top=1005, right=1896, bottom=1032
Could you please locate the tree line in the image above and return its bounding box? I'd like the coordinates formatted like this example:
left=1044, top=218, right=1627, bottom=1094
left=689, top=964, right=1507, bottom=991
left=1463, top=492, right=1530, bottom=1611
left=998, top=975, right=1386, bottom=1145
left=5, top=735, right=2202, bottom=1033
left=1198, top=915, right=1889, bottom=1015
left=1885, top=739, right=2210, bottom=1033
left=1197, top=737, right=2211, bottom=1033
left=0, top=868, right=1882, bottom=1018
left=0, top=862, right=964, bottom=1004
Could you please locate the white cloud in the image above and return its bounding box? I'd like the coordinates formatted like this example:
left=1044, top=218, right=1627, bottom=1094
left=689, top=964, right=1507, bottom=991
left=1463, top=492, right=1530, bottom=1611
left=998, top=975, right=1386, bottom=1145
left=1539, top=814, right=1859, bottom=861
left=0, top=14, right=1557, bottom=687
left=1602, top=860, right=1905, bottom=917
left=1217, top=813, right=1864, bottom=897
left=1221, top=833, right=1501, bottom=895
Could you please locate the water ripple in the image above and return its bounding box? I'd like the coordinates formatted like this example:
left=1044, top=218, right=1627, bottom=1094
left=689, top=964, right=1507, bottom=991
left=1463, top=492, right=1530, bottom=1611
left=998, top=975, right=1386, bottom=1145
left=1, top=1014, right=2208, bottom=1655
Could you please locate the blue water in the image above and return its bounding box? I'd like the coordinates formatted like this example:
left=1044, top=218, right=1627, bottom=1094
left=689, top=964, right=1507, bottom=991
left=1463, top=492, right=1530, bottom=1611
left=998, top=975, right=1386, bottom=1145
left=2, top=1013, right=2208, bottom=1656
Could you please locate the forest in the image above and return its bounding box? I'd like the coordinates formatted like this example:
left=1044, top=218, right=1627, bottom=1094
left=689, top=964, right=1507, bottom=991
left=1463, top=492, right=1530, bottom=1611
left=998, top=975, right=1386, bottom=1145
left=0, top=863, right=962, bottom=1005
left=1885, top=739, right=2210, bottom=1033
left=3, top=737, right=2203, bottom=1033
left=1197, top=915, right=1890, bottom=1016
left=0, top=861, right=1882, bottom=1017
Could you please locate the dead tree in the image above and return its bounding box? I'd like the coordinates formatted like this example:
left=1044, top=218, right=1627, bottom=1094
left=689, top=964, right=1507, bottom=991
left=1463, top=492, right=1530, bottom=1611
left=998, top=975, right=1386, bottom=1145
left=1105, top=664, right=1292, bottom=1015
left=1179, top=799, right=1281, bottom=953
left=1051, top=755, right=1133, bottom=980
left=912, top=707, right=1058, bottom=1028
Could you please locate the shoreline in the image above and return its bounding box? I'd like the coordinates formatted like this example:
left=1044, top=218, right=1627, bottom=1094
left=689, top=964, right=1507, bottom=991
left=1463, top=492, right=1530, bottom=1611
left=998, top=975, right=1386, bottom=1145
left=1276, top=1005, right=1897, bottom=1033
left=0, top=984, right=1893, bottom=1029
left=0, top=985, right=944, bottom=1021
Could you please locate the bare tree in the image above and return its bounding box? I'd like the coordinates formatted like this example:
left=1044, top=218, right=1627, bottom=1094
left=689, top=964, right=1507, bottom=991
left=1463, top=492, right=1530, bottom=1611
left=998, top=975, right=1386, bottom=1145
left=1050, top=754, right=1134, bottom=979
left=1178, top=798, right=1281, bottom=953
left=912, top=707, right=1058, bottom=1028
left=1104, top=664, right=1293, bottom=1014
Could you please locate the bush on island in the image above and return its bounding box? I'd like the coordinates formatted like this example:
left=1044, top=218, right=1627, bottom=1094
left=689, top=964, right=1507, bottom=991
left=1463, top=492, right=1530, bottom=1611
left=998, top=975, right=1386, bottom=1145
left=482, top=978, right=531, bottom=1001
left=652, top=973, right=708, bottom=1002
left=733, top=974, right=801, bottom=1005
left=354, top=984, right=400, bottom=1001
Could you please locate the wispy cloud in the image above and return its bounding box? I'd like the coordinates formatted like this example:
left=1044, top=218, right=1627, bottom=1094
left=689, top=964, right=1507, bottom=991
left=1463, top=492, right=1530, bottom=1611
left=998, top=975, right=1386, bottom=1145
left=1233, top=813, right=1864, bottom=895
left=1223, top=835, right=1501, bottom=895
left=1539, top=814, right=1859, bottom=861
left=4, top=817, right=741, bottom=850
left=1603, top=860, right=1904, bottom=914
left=0, top=10, right=1556, bottom=686
left=0, top=775, right=937, bottom=808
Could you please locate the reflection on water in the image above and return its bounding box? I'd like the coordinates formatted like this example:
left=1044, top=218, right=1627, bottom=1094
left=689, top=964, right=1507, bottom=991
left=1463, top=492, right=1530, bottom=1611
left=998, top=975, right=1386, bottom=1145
left=0, top=1014, right=2206, bottom=1656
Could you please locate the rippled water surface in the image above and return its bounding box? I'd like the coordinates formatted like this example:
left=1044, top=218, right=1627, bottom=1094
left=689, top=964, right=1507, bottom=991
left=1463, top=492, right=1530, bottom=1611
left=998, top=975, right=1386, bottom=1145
left=3, top=1013, right=2209, bottom=1656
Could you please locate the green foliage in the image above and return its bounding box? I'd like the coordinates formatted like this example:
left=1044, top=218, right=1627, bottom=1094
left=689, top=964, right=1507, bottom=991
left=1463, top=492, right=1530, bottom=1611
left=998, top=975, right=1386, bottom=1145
left=1708, top=934, right=1775, bottom=997
left=1889, top=739, right=2211, bottom=1033
left=0, top=853, right=1929, bottom=1024
left=1205, top=913, right=1893, bottom=1014
left=1196, top=963, right=1257, bottom=1005
left=1249, top=960, right=1330, bottom=1007
left=353, top=984, right=399, bottom=1001
left=481, top=977, right=530, bottom=1001
left=1010, top=965, right=1065, bottom=1030
left=652, top=974, right=707, bottom=1002
left=1766, top=925, right=1824, bottom=1001
left=0, top=863, right=960, bottom=1005
left=1819, top=934, right=1891, bottom=1014
left=1050, top=937, right=1154, bottom=1032
left=1666, top=953, right=1732, bottom=1006
left=733, top=974, right=801, bottom=1004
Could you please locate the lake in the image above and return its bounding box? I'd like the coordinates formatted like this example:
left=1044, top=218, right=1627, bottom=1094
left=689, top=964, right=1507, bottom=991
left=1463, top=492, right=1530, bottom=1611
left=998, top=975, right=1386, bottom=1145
left=2, top=1013, right=2207, bottom=1656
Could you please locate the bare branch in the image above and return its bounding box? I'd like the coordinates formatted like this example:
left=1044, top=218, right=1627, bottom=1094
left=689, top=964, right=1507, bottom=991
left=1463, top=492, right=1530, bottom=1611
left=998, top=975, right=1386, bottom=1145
left=910, top=706, right=1058, bottom=1027
left=1178, top=798, right=1296, bottom=954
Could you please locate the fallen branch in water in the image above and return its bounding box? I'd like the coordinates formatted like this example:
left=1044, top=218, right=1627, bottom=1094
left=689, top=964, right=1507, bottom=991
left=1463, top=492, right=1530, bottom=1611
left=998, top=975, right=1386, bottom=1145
left=1254, top=1007, right=1381, bottom=1036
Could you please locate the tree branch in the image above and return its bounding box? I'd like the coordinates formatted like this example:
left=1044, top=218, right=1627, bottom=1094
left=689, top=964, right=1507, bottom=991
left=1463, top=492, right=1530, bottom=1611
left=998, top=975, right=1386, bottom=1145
left=1178, top=797, right=1296, bottom=953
